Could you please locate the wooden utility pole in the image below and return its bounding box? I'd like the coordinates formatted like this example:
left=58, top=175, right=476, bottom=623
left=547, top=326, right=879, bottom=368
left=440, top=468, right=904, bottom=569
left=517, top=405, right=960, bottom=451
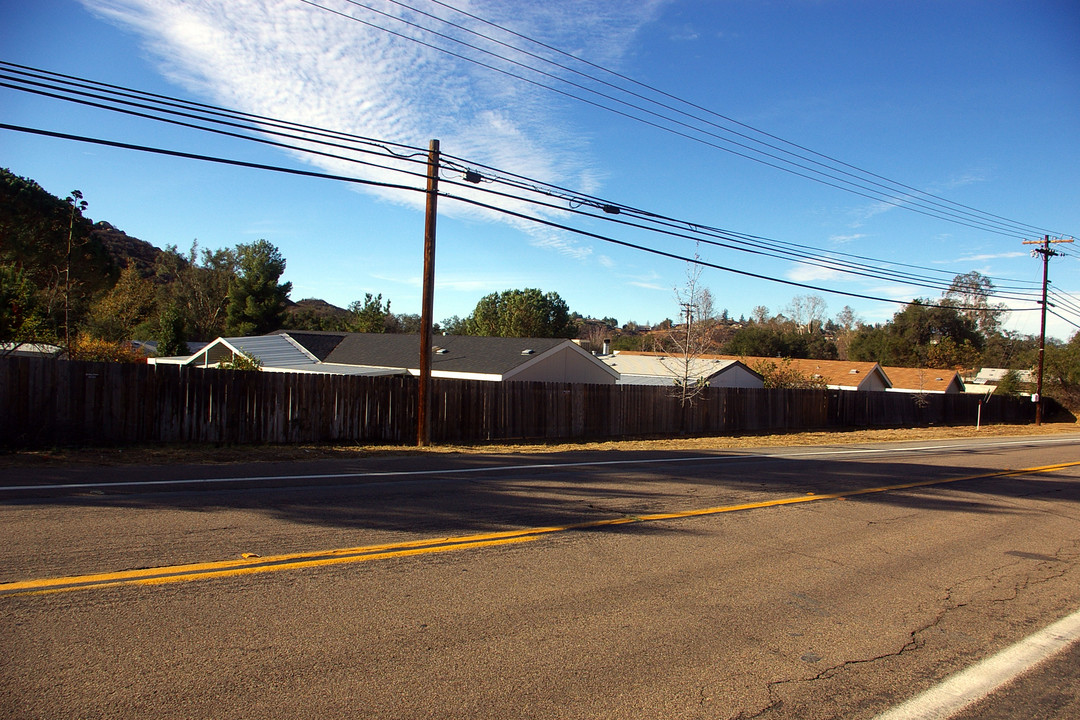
left=417, top=139, right=439, bottom=446
left=1022, top=235, right=1073, bottom=425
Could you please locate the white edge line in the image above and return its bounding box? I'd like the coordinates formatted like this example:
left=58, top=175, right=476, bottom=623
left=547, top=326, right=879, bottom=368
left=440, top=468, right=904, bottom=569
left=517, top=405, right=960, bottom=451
left=3, top=436, right=1077, bottom=493
left=873, top=607, right=1080, bottom=720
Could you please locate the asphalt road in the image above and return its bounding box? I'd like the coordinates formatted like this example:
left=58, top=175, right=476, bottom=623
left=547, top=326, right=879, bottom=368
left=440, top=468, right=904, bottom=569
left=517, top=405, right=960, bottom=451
left=2, top=434, right=1079, bottom=719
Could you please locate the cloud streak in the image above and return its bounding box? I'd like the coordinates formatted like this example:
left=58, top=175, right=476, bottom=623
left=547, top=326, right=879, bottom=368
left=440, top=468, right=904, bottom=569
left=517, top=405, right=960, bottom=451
left=80, top=0, right=668, bottom=259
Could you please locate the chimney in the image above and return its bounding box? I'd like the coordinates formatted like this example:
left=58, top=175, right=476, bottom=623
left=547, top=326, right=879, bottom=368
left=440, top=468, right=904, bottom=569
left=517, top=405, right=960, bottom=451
left=602, top=338, right=611, bottom=355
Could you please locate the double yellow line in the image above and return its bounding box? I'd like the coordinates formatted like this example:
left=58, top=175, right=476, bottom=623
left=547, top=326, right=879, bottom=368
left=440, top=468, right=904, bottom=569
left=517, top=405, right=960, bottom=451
left=4, top=461, right=1078, bottom=598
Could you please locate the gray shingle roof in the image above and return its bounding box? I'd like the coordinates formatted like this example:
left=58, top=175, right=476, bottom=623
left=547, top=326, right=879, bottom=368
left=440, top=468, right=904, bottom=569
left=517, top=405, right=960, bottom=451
left=286, top=332, right=573, bottom=376
left=276, top=331, right=346, bottom=361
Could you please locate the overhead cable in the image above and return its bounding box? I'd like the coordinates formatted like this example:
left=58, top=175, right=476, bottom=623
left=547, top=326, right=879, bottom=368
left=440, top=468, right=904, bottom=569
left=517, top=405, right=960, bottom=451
left=2, top=120, right=1049, bottom=319
left=3, top=61, right=1041, bottom=298
left=297, top=0, right=1065, bottom=239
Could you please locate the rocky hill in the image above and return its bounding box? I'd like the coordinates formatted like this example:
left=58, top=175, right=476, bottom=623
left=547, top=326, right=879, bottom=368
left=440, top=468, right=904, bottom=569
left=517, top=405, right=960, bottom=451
left=89, top=221, right=164, bottom=276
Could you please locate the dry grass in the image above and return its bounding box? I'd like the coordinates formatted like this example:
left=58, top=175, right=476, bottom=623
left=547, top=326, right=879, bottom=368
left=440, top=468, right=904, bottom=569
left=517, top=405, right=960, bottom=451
left=2, top=421, right=1077, bottom=468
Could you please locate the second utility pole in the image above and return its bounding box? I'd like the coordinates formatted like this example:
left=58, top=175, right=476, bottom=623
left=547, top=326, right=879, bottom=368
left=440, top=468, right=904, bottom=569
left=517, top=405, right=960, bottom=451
left=418, top=139, right=439, bottom=446
left=1022, top=234, right=1073, bottom=425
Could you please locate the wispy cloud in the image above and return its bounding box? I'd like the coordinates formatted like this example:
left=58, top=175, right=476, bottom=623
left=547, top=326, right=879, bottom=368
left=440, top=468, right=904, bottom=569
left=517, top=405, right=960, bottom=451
left=785, top=263, right=843, bottom=283
left=80, top=0, right=668, bottom=259
left=668, top=24, right=700, bottom=42
left=950, top=251, right=1027, bottom=263
left=828, top=233, right=866, bottom=244
left=629, top=280, right=666, bottom=290
left=845, top=167, right=992, bottom=228
left=619, top=266, right=667, bottom=291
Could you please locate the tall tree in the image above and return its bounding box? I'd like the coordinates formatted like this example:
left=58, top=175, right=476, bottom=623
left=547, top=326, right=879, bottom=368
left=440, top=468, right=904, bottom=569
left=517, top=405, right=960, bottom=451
left=832, top=305, right=860, bottom=360
left=462, top=288, right=577, bottom=338
left=785, top=294, right=828, bottom=334
left=83, top=265, right=156, bottom=342
left=667, top=263, right=717, bottom=406
left=154, top=302, right=188, bottom=357
left=944, top=271, right=1006, bottom=335
left=347, top=293, right=392, bottom=333
left=0, top=169, right=115, bottom=337
left=226, top=240, right=291, bottom=336
left=157, top=242, right=237, bottom=341
left=0, top=262, right=51, bottom=354
left=849, top=300, right=983, bottom=367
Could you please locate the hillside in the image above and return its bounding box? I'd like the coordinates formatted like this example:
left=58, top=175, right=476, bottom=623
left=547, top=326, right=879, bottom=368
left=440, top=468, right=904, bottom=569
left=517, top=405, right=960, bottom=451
left=89, top=221, right=163, bottom=277
left=2, top=166, right=358, bottom=344
left=1, top=168, right=166, bottom=282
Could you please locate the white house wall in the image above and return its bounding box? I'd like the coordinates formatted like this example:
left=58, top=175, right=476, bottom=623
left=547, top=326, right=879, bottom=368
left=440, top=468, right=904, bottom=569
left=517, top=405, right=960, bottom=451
left=713, top=365, right=766, bottom=389
left=508, top=346, right=618, bottom=384
left=858, top=373, right=890, bottom=392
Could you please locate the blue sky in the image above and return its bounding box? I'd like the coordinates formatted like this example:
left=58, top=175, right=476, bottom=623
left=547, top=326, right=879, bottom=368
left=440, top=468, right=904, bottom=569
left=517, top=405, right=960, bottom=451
left=2, top=0, right=1078, bottom=340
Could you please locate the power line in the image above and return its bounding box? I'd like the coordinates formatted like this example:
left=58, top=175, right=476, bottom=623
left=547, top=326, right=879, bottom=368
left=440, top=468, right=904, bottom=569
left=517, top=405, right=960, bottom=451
left=0, top=60, right=432, bottom=166
left=3, top=61, right=1042, bottom=299
left=3, top=120, right=1049, bottom=320
left=0, top=122, right=424, bottom=197
left=437, top=152, right=1042, bottom=293
left=295, top=0, right=1064, bottom=239
left=417, top=0, right=1062, bottom=240
left=4, top=59, right=1070, bottom=323
left=1047, top=308, right=1080, bottom=334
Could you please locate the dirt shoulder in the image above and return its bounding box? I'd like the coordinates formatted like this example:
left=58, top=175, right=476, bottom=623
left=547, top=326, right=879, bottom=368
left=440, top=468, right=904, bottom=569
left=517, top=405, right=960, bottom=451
left=2, top=422, right=1077, bottom=469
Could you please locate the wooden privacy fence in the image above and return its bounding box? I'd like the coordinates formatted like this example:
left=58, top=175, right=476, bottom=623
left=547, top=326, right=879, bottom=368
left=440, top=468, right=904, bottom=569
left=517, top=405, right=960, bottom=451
left=1, top=357, right=1036, bottom=448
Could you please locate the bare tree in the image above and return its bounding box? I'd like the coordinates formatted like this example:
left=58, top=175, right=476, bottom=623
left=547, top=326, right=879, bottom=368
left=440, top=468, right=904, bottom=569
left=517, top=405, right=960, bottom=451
left=63, top=190, right=88, bottom=351
left=833, top=305, right=860, bottom=360
left=944, top=271, right=1007, bottom=335
left=786, top=294, right=828, bottom=334
left=668, top=260, right=716, bottom=408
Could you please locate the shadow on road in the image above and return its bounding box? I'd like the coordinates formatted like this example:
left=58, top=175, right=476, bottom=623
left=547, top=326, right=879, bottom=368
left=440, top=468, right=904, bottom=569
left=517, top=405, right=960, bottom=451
left=2, top=440, right=1078, bottom=538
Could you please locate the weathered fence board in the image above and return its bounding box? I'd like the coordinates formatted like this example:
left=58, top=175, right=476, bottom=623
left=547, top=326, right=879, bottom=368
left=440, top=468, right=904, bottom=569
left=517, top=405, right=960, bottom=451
left=0, top=357, right=1038, bottom=448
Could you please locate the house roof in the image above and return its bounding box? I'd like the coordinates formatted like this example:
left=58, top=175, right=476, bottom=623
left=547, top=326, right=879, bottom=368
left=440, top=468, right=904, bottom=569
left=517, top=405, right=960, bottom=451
left=169, top=332, right=618, bottom=381
left=601, top=353, right=761, bottom=385
left=177, top=335, right=402, bottom=376
left=287, top=332, right=609, bottom=379
left=757, top=358, right=890, bottom=390
left=881, top=366, right=965, bottom=393
left=972, top=367, right=1036, bottom=384
left=612, top=352, right=889, bottom=390
left=1, top=342, right=64, bottom=358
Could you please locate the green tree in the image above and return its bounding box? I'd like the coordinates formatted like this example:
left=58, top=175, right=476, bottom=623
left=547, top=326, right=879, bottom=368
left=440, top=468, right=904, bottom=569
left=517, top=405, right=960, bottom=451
left=83, top=265, right=156, bottom=342
left=925, top=336, right=982, bottom=370
left=462, top=288, right=577, bottom=338
left=994, top=369, right=1025, bottom=397
left=218, top=351, right=263, bottom=371
left=347, top=293, right=392, bottom=333
left=849, top=300, right=983, bottom=367
left=439, top=314, right=467, bottom=335
left=226, top=240, right=291, bottom=336
left=722, top=323, right=837, bottom=360
left=944, top=271, right=1006, bottom=335
left=388, top=313, right=422, bottom=334
left=154, top=302, right=188, bottom=357
left=0, top=169, right=116, bottom=339
left=156, top=241, right=238, bottom=341
left=0, top=262, right=52, bottom=353
left=750, top=358, right=827, bottom=389
left=1044, top=333, right=1080, bottom=411
left=980, top=330, right=1039, bottom=370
